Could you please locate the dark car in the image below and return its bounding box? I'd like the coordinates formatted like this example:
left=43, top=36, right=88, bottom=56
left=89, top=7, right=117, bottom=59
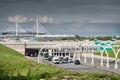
left=74, top=60, right=81, bottom=65
left=48, top=56, right=52, bottom=61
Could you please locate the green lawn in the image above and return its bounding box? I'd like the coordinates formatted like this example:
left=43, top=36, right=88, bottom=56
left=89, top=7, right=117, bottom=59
left=0, top=44, right=120, bottom=80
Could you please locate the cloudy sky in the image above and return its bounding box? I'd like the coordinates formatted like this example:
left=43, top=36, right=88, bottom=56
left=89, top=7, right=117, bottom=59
left=0, top=0, right=120, bottom=36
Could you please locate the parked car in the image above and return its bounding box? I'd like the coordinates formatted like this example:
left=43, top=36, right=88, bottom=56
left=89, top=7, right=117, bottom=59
left=74, top=60, right=81, bottom=65
left=48, top=56, right=52, bottom=61
left=58, top=57, right=68, bottom=63
left=68, top=59, right=73, bottom=63
left=53, top=59, right=60, bottom=64
left=61, top=59, right=68, bottom=63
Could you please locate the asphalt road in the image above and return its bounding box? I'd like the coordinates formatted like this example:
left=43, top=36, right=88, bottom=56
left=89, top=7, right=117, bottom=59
left=53, top=63, right=113, bottom=74
left=80, top=56, right=120, bottom=69
left=31, top=57, right=118, bottom=74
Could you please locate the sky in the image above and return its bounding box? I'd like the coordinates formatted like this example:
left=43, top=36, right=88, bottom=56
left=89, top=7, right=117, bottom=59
left=0, top=0, right=120, bottom=36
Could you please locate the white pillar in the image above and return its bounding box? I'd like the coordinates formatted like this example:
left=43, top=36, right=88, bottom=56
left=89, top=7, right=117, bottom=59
left=84, top=46, right=87, bottom=63
left=114, top=49, right=120, bottom=69
left=48, top=49, right=52, bottom=56
left=100, top=52, right=104, bottom=66
left=84, top=53, right=87, bottom=63
left=73, top=46, right=76, bottom=60
left=106, top=51, right=110, bottom=68
left=114, top=49, right=119, bottom=69
left=114, top=58, right=118, bottom=69
left=91, top=50, right=94, bottom=64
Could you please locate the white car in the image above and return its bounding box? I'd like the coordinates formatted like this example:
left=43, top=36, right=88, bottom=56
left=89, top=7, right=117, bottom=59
left=53, top=59, right=60, bottom=64
left=68, top=59, right=73, bottom=63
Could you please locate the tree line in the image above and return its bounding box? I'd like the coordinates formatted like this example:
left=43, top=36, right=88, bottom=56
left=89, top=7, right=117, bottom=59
left=61, top=35, right=120, bottom=41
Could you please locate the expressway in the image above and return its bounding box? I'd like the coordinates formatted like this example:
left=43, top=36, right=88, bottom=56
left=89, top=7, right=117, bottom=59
left=31, top=57, right=118, bottom=74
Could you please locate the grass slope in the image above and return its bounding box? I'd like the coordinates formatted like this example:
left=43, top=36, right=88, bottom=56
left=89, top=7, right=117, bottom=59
left=0, top=44, right=120, bottom=80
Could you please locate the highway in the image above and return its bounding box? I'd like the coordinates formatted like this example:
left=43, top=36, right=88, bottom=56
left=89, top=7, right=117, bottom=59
left=31, top=57, right=119, bottom=74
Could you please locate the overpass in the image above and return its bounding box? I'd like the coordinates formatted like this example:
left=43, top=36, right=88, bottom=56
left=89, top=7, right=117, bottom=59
left=2, top=41, right=120, bottom=73
left=2, top=41, right=93, bottom=60
left=3, top=41, right=57, bottom=54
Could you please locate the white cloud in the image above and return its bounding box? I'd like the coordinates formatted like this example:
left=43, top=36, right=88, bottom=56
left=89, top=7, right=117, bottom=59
left=8, top=15, right=54, bottom=23
left=39, top=16, right=53, bottom=23
left=8, top=15, right=28, bottom=23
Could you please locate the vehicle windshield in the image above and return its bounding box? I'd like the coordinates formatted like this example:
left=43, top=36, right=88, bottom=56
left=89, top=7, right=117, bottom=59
left=55, top=59, right=59, bottom=61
